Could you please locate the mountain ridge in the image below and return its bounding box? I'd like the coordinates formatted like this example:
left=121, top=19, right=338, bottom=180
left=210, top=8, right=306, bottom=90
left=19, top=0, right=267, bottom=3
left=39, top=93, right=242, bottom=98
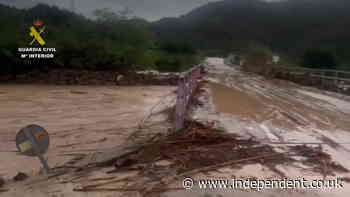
left=153, top=0, right=350, bottom=62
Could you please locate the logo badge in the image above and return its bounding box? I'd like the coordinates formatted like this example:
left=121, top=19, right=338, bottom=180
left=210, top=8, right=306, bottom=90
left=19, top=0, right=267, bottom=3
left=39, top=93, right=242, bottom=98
left=18, top=20, right=56, bottom=59
left=29, top=20, right=46, bottom=46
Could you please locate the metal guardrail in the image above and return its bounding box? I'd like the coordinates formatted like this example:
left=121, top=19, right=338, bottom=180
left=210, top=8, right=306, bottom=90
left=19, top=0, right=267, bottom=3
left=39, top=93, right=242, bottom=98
left=309, top=74, right=350, bottom=82
left=273, top=66, right=350, bottom=84
left=275, top=66, right=350, bottom=74
left=174, top=64, right=204, bottom=131
left=224, top=52, right=350, bottom=91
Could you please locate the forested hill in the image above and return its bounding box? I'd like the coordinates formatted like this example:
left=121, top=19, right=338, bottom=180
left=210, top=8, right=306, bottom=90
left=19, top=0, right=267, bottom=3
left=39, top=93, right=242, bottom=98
left=153, top=0, right=350, bottom=63
left=0, top=4, right=200, bottom=78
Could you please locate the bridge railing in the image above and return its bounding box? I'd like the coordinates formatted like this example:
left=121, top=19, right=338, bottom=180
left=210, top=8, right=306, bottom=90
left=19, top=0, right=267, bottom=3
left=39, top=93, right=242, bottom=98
left=174, top=64, right=204, bottom=131
left=272, top=65, right=350, bottom=93
left=273, top=66, right=350, bottom=81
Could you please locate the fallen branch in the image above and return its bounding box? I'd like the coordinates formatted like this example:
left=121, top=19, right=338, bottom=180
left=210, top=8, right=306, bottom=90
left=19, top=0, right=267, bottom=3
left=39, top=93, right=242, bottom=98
left=56, top=143, right=81, bottom=148
left=87, top=176, right=118, bottom=182
left=59, top=174, right=89, bottom=183
left=79, top=177, right=132, bottom=189
left=56, top=153, right=86, bottom=157
left=47, top=170, right=69, bottom=180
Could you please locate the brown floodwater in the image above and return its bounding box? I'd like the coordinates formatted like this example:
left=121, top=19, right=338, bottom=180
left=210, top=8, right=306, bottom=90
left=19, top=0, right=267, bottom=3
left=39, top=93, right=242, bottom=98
left=0, top=85, right=176, bottom=179
left=209, top=82, right=266, bottom=120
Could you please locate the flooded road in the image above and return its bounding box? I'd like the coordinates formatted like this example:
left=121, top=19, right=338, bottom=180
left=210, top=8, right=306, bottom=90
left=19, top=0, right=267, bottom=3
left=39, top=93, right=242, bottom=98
left=209, top=82, right=265, bottom=120
left=179, top=57, right=350, bottom=197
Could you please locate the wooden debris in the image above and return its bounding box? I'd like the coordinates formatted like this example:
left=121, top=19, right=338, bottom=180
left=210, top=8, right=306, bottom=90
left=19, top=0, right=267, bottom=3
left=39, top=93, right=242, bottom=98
left=13, top=172, right=28, bottom=182
left=73, top=177, right=134, bottom=192
left=70, top=90, right=88, bottom=94
left=47, top=170, right=69, bottom=180
left=0, top=177, right=4, bottom=187
left=46, top=120, right=349, bottom=197
left=0, top=188, right=9, bottom=193
left=80, top=177, right=131, bottom=189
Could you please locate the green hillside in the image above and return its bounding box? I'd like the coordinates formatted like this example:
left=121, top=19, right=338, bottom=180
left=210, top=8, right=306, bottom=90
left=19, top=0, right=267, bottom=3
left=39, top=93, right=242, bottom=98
left=0, top=4, right=200, bottom=77
left=153, top=0, right=350, bottom=67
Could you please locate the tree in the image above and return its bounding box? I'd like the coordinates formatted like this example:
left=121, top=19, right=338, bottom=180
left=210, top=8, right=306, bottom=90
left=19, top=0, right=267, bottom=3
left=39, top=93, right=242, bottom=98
left=0, top=3, right=200, bottom=78
left=242, top=44, right=274, bottom=76
left=301, top=49, right=337, bottom=69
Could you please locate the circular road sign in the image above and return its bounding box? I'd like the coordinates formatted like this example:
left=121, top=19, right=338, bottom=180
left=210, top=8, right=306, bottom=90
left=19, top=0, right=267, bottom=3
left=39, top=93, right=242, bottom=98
left=15, top=124, right=50, bottom=157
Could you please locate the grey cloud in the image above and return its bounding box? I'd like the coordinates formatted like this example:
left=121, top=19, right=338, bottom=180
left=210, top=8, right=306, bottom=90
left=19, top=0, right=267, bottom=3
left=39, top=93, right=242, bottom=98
left=0, top=0, right=279, bottom=21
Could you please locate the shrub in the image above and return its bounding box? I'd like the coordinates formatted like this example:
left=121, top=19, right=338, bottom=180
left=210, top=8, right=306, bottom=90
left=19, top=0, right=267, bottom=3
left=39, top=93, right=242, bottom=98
left=242, top=45, right=273, bottom=76
left=301, top=49, right=337, bottom=69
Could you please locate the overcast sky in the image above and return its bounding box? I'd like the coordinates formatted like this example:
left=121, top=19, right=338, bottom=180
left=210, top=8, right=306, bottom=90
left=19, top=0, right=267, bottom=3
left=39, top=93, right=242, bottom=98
left=0, top=0, right=280, bottom=21
left=0, top=0, right=228, bottom=21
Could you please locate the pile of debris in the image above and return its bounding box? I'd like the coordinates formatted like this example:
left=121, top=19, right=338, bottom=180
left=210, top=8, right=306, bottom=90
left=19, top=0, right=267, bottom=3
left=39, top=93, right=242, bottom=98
left=71, top=121, right=293, bottom=195
left=133, top=121, right=290, bottom=173
left=44, top=120, right=350, bottom=197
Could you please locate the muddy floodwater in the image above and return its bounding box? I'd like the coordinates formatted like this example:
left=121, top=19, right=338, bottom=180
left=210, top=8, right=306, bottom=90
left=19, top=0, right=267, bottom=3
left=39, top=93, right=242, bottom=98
left=209, top=82, right=265, bottom=120
left=0, top=85, right=175, bottom=179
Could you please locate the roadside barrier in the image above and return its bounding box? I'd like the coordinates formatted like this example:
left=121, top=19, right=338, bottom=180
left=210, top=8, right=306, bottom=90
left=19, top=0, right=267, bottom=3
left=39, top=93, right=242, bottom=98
left=174, top=65, right=204, bottom=131
left=272, top=66, right=350, bottom=94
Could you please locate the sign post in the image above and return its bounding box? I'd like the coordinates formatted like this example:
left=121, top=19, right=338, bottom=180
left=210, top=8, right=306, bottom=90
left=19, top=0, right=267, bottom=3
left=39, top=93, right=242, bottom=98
left=16, top=125, right=50, bottom=174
